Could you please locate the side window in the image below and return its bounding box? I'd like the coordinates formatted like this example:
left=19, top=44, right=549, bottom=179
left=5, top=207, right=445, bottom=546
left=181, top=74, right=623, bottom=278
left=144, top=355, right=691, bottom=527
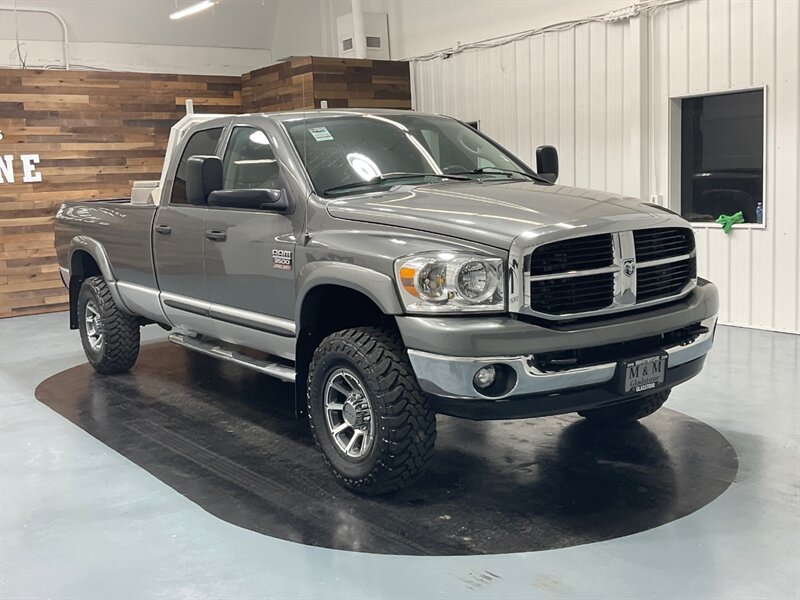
left=170, top=127, right=223, bottom=205
left=222, top=127, right=279, bottom=190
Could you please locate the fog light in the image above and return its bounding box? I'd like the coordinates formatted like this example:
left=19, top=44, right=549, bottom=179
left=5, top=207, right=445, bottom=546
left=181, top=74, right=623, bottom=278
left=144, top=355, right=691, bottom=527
left=473, top=365, right=497, bottom=389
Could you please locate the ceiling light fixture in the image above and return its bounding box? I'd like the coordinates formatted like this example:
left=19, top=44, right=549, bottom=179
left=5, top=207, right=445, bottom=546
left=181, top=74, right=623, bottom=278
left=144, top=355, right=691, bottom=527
left=169, top=0, right=218, bottom=20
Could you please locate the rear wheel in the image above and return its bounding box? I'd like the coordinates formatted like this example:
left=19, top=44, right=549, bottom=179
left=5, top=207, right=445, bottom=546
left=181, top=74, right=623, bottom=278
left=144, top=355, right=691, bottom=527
left=307, top=327, right=437, bottom=495
left=78, top=276, right=140, bottom=374
left=578, top=390, right=671, bottom=426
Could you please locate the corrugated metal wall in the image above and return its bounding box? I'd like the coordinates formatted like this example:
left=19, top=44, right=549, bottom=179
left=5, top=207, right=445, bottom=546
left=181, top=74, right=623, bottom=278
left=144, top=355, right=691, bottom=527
left=411, top=0, right=799, bottom=333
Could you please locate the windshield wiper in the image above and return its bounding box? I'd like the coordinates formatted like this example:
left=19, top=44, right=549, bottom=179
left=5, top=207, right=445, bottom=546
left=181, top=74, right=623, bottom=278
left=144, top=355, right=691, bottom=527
left=322, top=172, right=471, bottom=196
left=454, top=167, right=550, bottom=184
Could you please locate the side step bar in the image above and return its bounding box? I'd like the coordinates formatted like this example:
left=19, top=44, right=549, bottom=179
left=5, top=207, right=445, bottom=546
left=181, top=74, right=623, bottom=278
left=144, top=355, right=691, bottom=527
left=168, top=333, right=296, bottom=383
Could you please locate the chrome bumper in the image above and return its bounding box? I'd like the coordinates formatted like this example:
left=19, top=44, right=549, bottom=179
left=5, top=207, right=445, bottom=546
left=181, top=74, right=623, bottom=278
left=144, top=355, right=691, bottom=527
left=407, top=316, right=717, bottom=400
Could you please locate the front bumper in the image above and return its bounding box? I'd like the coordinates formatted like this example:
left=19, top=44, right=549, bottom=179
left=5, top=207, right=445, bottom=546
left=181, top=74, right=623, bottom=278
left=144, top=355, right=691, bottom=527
left=408, top=315, right=716, bottom=400
left=401, top=280, right=718, bottom=420
left=426, top=356, right=707, bottom=420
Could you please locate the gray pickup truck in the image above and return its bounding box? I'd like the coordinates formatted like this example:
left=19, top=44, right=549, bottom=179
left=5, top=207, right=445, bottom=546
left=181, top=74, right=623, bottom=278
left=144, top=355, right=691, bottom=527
left=55, top=109, right=719, bottom=494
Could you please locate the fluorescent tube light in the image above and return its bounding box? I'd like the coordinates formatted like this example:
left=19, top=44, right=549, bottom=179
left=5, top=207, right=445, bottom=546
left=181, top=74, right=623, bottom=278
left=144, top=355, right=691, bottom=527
left=169, top=0, right=217, bottom=20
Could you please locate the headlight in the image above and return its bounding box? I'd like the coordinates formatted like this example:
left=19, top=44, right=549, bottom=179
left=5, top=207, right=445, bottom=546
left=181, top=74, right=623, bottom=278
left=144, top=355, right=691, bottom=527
left=394, top=252, right=505, bottom=313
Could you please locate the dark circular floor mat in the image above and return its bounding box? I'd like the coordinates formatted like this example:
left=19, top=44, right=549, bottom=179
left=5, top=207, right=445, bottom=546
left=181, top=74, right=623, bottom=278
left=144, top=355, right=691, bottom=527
left=36, top=341, right=738, bottom=556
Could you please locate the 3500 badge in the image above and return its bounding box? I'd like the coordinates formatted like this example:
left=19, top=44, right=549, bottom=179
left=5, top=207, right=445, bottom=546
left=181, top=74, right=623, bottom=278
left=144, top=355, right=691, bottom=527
left=272, top=249, right=293, bottom=271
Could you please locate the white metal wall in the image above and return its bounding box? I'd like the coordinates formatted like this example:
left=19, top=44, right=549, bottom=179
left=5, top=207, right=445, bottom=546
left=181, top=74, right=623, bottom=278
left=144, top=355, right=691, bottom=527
left=650, top=0, right=799, bottom=332
left=411, top=0, right=799, bottom=333
left=412, top=19, right=641, bottom=195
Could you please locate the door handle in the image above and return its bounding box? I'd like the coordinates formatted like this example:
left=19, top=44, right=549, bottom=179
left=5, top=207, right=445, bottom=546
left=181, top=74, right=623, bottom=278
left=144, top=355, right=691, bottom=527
left=154, top=224, right=172, bottom=235
left=205, top=229, right=227, bottom=242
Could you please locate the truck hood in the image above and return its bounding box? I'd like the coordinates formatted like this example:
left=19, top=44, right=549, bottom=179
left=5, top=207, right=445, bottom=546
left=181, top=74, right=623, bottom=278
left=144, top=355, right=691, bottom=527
left=325, top=181, right=681, bottom=249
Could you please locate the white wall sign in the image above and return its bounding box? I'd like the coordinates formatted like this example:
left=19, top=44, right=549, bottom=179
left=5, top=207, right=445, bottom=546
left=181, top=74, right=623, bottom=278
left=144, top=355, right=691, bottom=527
left=0, top=153, right=43, bottom=184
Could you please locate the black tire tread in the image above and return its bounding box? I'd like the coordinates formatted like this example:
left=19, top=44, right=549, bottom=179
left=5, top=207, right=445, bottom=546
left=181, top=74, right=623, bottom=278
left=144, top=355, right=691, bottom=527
left=80, top=276, right=140, bottom=374
left=307, top=327, right=436, bottom=495
left=578, top=390, right=670, bottom=425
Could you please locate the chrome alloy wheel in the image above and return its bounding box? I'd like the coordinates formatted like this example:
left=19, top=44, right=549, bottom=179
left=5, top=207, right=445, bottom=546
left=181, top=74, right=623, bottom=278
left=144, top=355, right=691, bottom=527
left=84, top=299, right=104, bottom=351
left=323, top=368, right=375, bottom=459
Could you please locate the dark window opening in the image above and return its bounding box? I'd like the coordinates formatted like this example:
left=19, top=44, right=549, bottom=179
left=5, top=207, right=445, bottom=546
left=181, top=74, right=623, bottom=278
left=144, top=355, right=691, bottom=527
left=342, top=38, right=353, bottom=51
left=680, top=89, right=764, bottom=224
left=366, top=36, right=381, bottom=49
left=170, top=127, right=223, bottom=205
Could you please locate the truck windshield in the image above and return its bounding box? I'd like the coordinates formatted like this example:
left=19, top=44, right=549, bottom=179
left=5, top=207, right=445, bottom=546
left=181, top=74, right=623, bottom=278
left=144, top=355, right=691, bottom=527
left=284, top=114, right=542, bottom=197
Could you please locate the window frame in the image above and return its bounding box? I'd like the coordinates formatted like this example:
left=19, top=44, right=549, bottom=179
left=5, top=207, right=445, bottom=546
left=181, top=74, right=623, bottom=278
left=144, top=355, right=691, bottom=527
left=668, top=85, right=768, bottom=230
left=206, top=123, right=290, bottom=215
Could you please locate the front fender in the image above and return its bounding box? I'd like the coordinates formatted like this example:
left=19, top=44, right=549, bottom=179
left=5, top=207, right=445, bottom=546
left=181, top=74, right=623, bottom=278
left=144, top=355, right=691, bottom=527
left=296, top=262, right=404, bottom=320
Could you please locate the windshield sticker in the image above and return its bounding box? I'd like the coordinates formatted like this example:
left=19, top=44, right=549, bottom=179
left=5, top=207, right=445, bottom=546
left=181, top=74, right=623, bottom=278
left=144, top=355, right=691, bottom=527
left=308, top=126, right=334, bottom=142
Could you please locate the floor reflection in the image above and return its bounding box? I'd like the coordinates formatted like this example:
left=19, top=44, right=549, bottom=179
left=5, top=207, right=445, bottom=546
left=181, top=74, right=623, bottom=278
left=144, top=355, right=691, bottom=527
left=36, top=342, right=738, bottom=556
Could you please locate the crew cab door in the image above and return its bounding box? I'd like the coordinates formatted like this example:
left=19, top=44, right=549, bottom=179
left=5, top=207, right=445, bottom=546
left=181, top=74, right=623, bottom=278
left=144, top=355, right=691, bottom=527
left=203, top=124, right=300, bottom=358
left=153, top=125, right=224, bottom=334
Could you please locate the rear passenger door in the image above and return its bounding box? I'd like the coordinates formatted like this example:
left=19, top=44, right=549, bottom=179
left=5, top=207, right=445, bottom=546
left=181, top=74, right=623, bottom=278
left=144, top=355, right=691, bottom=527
left=203, top=124, right=300, bottom=358
left=153, top=126, right=223, bottom=334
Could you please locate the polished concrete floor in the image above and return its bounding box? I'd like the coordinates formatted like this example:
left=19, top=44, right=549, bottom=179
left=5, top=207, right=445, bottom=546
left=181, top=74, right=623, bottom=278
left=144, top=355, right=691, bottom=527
left=33, top=344, right=739, bottom=556
left=1, top=312, right=798, bottom=599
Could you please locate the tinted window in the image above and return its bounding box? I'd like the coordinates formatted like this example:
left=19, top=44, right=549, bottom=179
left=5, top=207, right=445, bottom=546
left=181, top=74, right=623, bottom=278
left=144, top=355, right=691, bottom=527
left=222, top=127, right=279, bottom=190
left=680, top=90, right=764, bottom=223
left=170, top=127, right=223, bottom=205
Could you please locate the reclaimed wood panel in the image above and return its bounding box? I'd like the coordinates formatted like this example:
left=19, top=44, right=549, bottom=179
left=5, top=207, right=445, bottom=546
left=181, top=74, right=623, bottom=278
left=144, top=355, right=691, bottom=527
left=309, top=57, right=411, bottom=110
left=241, top=57, right=411, bottom=112
left=242, top=57, right=315, bottom=112
left=0, top=68, right=241, bottom=318
left=1, top=57, right=411, bottom=318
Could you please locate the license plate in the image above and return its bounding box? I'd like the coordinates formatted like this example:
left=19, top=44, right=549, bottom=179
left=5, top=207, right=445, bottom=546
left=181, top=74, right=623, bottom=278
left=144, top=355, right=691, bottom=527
left=620, top=354, right=667, bottom=394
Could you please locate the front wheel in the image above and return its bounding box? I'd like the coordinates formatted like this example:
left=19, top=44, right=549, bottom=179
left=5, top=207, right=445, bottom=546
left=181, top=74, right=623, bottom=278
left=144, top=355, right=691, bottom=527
left=307, top=327, right=437, bottom=495
left=77, top=276, right=140, bottom=374
left=578, top=390, right=671, bottom=426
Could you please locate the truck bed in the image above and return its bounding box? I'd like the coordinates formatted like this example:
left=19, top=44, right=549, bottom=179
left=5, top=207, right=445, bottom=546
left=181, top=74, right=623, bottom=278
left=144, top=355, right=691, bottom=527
left=55, top=199, right=159, bottom=290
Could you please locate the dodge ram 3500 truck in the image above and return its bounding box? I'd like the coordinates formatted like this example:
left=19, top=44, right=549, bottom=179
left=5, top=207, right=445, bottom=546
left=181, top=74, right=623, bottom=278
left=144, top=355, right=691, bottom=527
left=55, top=109, right=719, bottom=494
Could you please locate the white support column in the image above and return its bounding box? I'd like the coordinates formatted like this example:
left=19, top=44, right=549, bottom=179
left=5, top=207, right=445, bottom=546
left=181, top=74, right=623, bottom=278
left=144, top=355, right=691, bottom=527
left=351, top=0, right=367, bottom=59
left=624, top=14, right=650, bottom=202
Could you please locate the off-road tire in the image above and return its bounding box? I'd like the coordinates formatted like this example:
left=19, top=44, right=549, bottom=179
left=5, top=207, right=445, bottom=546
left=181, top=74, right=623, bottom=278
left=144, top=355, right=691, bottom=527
left=307, top=327, right=437, bottom=495
left=78, top=276, right=140, bottom=374
left=578, top=390, right=671, bottom=426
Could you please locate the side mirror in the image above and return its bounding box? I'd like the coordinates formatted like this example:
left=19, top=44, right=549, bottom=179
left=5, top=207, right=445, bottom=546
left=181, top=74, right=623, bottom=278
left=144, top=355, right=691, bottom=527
left=535, top=145, right=559, bottom=183
left=207, top=188, right=289, bottom=213
left=186, top=155, right=222, bottom=205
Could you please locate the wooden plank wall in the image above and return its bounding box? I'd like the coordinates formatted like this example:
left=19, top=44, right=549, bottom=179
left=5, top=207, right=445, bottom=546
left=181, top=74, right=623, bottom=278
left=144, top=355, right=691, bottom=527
left=242, top=57, right=315, bottom=112
left=0, top=57, right=411, bottom=318
left=0, top=69, right=241, bottom=318
left=241, top=57, right=412, bottom=112
left=310, top=57, right=412, bottom=110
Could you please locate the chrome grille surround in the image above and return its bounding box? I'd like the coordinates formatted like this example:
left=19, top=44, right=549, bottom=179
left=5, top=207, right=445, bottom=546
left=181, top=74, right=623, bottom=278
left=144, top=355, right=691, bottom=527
left=507, top=217, right=697, bottom=320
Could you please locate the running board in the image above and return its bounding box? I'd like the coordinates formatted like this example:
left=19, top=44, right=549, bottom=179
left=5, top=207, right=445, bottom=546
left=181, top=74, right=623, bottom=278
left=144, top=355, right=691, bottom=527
left=168, top=333, right=296, bottom=383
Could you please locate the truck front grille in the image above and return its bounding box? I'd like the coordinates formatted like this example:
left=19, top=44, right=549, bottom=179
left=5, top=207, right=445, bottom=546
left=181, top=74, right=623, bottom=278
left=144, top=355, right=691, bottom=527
left=531, top=272, right=615, bottom=314
left=633, top=227, right=695, bottom=261
left=521, top=227, right=697, bottom=320
left=637, top=258, right=697, bottom=302
left=530, top=234, right=613, bottom=275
